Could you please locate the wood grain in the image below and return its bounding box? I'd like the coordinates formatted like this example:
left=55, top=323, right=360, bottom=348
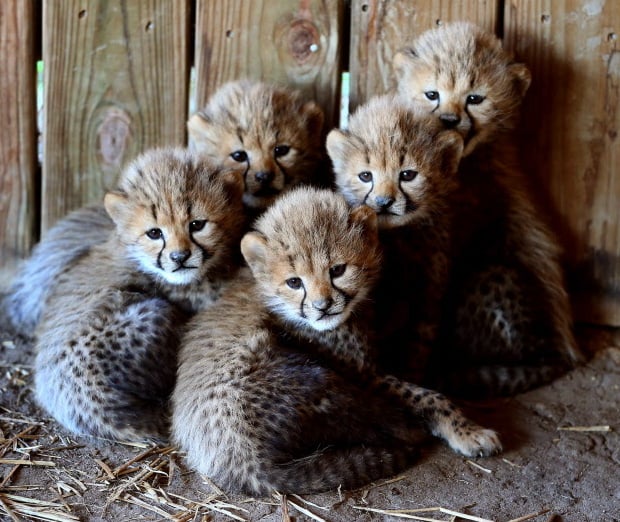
left=348, top=0, right=497, bottom=110
left=0, top=0, right=37, bottom=281
left=1, top=0, right=619, bottom=326
left=504, top=0, right=620, bottom=325
left=41, top=0, right=190, bottom=232
left=194, top=0, right=344, bottom=127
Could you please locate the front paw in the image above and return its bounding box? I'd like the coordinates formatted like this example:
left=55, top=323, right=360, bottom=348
left=449, top=426, right=502, bottom=457
left=452, top=425, right=502, bottom=457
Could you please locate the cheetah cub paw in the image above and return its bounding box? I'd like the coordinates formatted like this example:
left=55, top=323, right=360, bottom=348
left=446, top=424, right=502, bottom=458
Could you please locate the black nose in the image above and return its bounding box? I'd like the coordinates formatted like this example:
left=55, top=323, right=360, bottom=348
left=169, top=250, right=191, bottom=264
left=439, top=113, right=461, bottom=129
left=375, top=196, right=395, bottom=210
left=255, top=171, right=274, bottom=183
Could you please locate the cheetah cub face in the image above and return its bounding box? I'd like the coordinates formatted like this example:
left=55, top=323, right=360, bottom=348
left=187, top=80, right=325, bottom=210
left=104, top=148, right=244, bottom=286
left=327, top=95, right=463, bottom=229
left=241, top=187, right=381, bottom=332
left=392, top=22, right=531, bottom=155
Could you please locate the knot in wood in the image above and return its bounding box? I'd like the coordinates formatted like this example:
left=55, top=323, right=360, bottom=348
left=287, top=19, right=320, bottom=64
left=97, top=108, right=132, bottom=168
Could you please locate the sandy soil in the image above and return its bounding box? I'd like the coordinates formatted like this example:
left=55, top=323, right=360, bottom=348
left=0, top=322, right=618, bottom=522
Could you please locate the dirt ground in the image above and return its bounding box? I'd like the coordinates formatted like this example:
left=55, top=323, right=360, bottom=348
left=0, top=316, right=618, bottom=522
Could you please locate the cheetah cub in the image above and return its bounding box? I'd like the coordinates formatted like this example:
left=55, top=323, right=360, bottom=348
left=327, top=94, right=464, bottom=381
left=188, top=79, right=328, bottom=214
left=393, top=21, right=583, bottom=396
left=392, top=21, right=531, bottom=157
left=34, top=148, right=245, bottom=441
left=172, top=187, right=500, bottom=496
left=4, top=80, right=326, bottom=336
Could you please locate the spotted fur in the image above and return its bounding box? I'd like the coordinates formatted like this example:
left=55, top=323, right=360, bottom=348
left=34, top=148, right=245, bottom=441
left=4, top=205, right=113, bottom=336
left=172, top=187, right=500, bottom=496
left=393, top=22, right=583, bottom=396
left=327, top=95, right=464, bottom=381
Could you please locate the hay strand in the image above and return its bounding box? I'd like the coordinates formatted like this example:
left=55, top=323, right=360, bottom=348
left=0, top=459, right=55, bottom=467
left=352, top=505, right=444, bottom=521
left=290, top=494, right=329, bottom=511
left=279, top=493, right=291, bottom=522
left=0, top=495, right=21, bottom=522
left=352, top=505, right=495, bottom=522
left=507, top=508, right=551, bottom=522
left=557, top=425, right=611, bottom=432
left=122, top=494, right=176, bottom=519
left=466, top=460, right=493, bottom=474
left=286, top=498, right=328, bottom=522
left=94, top=459, right=115, bottom=480
left=0, top=493, right=79, bottom=521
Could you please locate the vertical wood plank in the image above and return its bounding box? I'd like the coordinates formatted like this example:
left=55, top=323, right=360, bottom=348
left=505, top=1, right=620, bottom=325
left=193, top=0, right=344, bottom=128
left=0, top=0, right=37, bottom=283
left=349, top=0, right=498, bottom=111
left=42, top=0, right=190, bottom=232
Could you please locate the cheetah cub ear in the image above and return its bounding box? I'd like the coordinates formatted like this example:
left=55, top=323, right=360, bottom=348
left=240, top=231, right=269, bottom=277
left=299, top=100, right=325, bottom=139
left=187, top=112, right=216, bottom=152
left=103, top=190, right=131, bottom=227
left=508, top=62, right=532, bottom=99
left=392, top=46, right=418, bottom=81
left=325, top=128, right=353, bottom=173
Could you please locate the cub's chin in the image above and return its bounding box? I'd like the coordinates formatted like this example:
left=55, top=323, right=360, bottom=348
left=280, top=308, right=350, bottom=332
left=164, top=268, right=202, bottom=286
left=377, top=211, right=418, bottom=229
left=142, top=263, right=202, bottom=286
left=305, top=310, right=352, bottom=332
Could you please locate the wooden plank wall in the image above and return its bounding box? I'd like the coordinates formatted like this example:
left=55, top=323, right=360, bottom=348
left=504, top=1, right=620, bottom=325
left=42, top=0, right=191, bottom=231
left=0, top=0, right=618, bottom=326
left=0, top=0, right=37, bottom=285
left=193, top=0, right=345, bottom=129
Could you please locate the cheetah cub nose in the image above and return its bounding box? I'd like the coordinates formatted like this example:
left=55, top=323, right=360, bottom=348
left=170, top=249, right=191, bottom=264
left=439, top=113, right=461, bottom=128
left=312, top=297, right=333, bottom=312
left=375, top=196, right=395, bottom=210
left=255, top=171, right=275, bottom=183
